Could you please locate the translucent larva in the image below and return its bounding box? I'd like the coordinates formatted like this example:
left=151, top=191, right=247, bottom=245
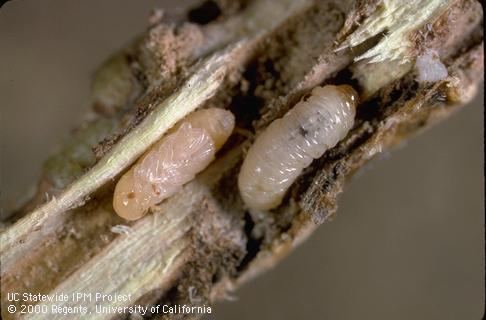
left=113, top=108, right=235, bottom=220
left=238, top=85, right=358, bottom=210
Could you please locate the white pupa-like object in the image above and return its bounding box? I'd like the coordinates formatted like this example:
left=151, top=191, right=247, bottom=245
left=113, top=108, right=235, bottom=220
left=238, top=85, right=358, bottom=210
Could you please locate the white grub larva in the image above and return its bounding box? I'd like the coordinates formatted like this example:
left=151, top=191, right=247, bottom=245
left=238, top=85, right=359, bottom=211
left=113, top=108, right=235, bottom=220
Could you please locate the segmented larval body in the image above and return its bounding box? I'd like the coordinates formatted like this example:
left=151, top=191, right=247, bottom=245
left=238, top=85, right=358, bottom=210
left=113, top=108, right=235, bottom=220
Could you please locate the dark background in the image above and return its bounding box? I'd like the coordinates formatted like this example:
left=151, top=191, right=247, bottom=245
left=1, top=1, right=483, bottom=319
